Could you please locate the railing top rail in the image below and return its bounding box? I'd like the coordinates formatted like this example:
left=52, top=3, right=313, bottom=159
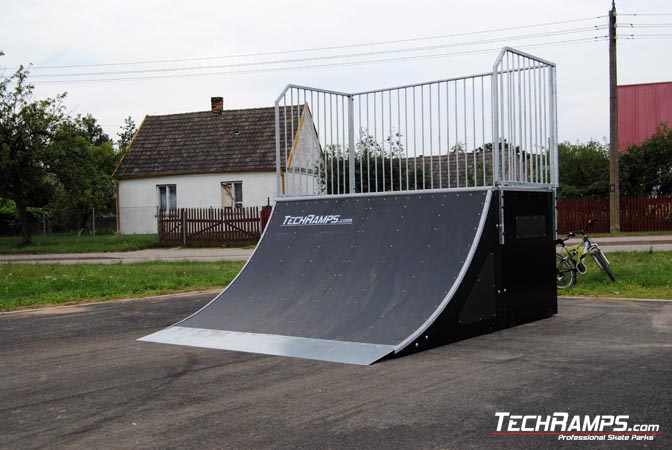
left=351, top=72, right=493, bottom=96
left=275, top=84, right=351, bottom=104
left=493, top=46, right=556, bottom=69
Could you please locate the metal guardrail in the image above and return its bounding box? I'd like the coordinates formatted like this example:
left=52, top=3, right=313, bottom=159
left=274, top=47, right=557, bottom=198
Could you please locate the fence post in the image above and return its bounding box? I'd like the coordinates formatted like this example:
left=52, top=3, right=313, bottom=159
left=92, top=207, right=96, bottom=238
left=181, top=209, right=187, bottom=246
left=348, top=95, right=356, bottom=194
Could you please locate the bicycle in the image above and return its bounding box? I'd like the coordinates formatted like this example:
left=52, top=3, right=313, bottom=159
left=555, top=219, right=616, bottom=288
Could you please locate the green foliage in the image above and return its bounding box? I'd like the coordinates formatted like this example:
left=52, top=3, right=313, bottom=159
left=319, top=131, right=429, bottom=194
left=620, top=123, right=672, bottom=196
left=48, top=115, right=117, bottom=232
left=1, top=60, right=125, bottom=241
left=0, top=64, right=66, bottom=244
left=557, top=140, right=609, bottom=199
left=117, top=115, right=137, bottom=154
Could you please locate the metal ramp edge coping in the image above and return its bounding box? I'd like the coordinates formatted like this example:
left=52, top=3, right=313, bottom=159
left=139, top=188, right=493, bottom=365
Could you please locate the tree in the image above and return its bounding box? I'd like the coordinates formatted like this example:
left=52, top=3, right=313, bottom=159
left=621, top=123, right=672, bottom=196
left=319, top=131, right=429, bottom=194
left=48, top=115, right=117, bottom=232
left=557, top=140, right=609, bottom=199
left=0, top=65, right=65, bottom=244
left=117, top=116, right=137, bottom=153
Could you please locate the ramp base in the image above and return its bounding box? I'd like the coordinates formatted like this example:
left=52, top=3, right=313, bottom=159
left=140, top=327, right=395, bottom=365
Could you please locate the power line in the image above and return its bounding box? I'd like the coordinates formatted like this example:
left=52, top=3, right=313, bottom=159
left=17, top=16, right=606, bottom=70
left=32, top=37, right=607, bottom=85
left=28, top=26, right=606, bottom=79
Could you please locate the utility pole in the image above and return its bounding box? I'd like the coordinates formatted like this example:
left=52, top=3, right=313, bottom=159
left=609, top=0, right=620, bottom=232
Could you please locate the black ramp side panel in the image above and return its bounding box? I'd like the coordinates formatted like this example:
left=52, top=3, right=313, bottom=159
left=141, top=190, right=489, bottom=364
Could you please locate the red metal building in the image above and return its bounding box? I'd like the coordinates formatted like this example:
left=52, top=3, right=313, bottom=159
left=618, top=81, right=672, bottom=151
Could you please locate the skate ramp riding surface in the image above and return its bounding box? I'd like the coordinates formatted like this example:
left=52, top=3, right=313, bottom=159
left=140, top=189, right=491, bottom=365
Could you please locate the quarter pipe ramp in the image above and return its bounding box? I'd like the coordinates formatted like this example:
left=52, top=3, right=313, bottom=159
left=141, top=188, right=556, bottom=364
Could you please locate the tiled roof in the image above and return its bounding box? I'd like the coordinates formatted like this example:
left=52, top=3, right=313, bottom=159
left=114, top=106, right=295, bottom=179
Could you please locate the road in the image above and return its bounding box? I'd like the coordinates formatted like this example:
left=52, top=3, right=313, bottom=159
left=1, top=294, right=670, bottom=449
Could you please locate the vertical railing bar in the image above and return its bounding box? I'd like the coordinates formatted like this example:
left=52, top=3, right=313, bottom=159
left=481, top=76, right=487, bottom=186
left=532, top=63, right=539, bottom=184
left=291, top=88, right=296, bottom=195
left=463, top=78, right=468, bottom=187
left=275, top=98, right=281, bottom=197
left=437, top=82, right=442, bottom=188
left=472, top=78, right=477, bottom=186
left=336, top=94, right=341, bottom=195
left=404, top=89, right=409, bottom=191
left=454, top=80, right=460, bottom=187
left=525, top=59, right=531, bottom=182
left=498, top=56, right=505, bottom=183
left=446, top=81, right=451, bottom=188
left=373, top=92, right=379, bottom=192
left=358, top=95, right=363, bottom=192
left=550, top=65, right=559, bottom=187
left=388, top=90, right=393, bottom=191
left=283, top=96, right=288, bottom=195
left=429, top=83, right=434, bottom=189
left=342, top=95, right=347, bottom=194
left=510, top=52, right=517, bottom=183
left=348, top=95, right=355, bottom=194
left=310, top=90, right=315, bottom=194
left=366, top=93, right=371, bottom=193
left=542, top=66, right=548, bottom=184
left=519, top=56, right=525, bottom=183
left=329, top=94, right=334, bottom=195
left=380, top=91, right=385, bottom=192
left=322, top=92, right=327, bottom=194
left=301, top=89, right=307, bottom=195
left=397, top=89, right=402, bottom=191
left=413, top=87, right=418, bottom=190
left=420, top=85, right=425, bottom=190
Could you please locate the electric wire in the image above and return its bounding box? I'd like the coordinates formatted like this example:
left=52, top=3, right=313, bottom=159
left=18, top=15, right=607, bottom=70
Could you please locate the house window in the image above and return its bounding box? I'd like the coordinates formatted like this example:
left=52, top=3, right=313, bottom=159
left=158, top=185, right=177, bottom=210
left=222, top=182, right=243, bottom=208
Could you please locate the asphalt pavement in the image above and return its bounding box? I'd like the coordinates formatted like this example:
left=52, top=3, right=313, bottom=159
left=1, top=293, right=670, bottom=450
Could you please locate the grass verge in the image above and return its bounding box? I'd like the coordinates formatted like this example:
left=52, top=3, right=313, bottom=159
left=0, top=261, right=244, bottom=311
left=559, top=250, right=672, bottom=300
left=0, top=234, right=161, bottom=254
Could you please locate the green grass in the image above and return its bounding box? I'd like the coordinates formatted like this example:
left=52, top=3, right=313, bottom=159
left=0, top=233, right=161, bottom=254
left=559, top=250, right=672, bottom=300
left=0, top=260, right=244, bottom=311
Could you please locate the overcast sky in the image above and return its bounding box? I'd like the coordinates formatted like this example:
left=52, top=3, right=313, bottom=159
left=1, top=0, right=670, bottom=144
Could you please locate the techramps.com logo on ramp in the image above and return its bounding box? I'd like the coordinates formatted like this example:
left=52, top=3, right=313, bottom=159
left=492, top=412, right=661, bottom=442
left=281, top=214, right=353, bottom=226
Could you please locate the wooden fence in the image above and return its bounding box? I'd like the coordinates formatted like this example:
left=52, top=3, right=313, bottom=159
left=158, top=206, right=272, bottom=246
left=557, top=195, right=672, bottom=233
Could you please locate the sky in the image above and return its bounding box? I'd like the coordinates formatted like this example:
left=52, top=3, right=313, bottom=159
left=1, top=0, right=670, bottom=144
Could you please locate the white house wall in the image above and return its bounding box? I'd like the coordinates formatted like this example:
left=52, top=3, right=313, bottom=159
left=284, top=105, right=322, bottom=196
left=118, top=172, right=276, bottom=234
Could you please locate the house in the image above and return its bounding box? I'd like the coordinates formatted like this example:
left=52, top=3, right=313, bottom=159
left=113, top=97, right=317, bottom=234
left=618, top=81, right=672, bottom=151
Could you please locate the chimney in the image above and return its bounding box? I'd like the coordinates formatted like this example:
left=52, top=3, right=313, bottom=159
left=211, top=96, right=223, bottom=113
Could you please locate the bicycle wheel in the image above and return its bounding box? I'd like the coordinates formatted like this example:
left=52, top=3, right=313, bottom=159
left=556, top=254, right=576, bottom=288
left=591, top=250, right=616, bottom=282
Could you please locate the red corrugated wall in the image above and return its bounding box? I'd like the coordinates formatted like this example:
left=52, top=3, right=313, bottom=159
left=618, top=81, right=672, bottom=151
